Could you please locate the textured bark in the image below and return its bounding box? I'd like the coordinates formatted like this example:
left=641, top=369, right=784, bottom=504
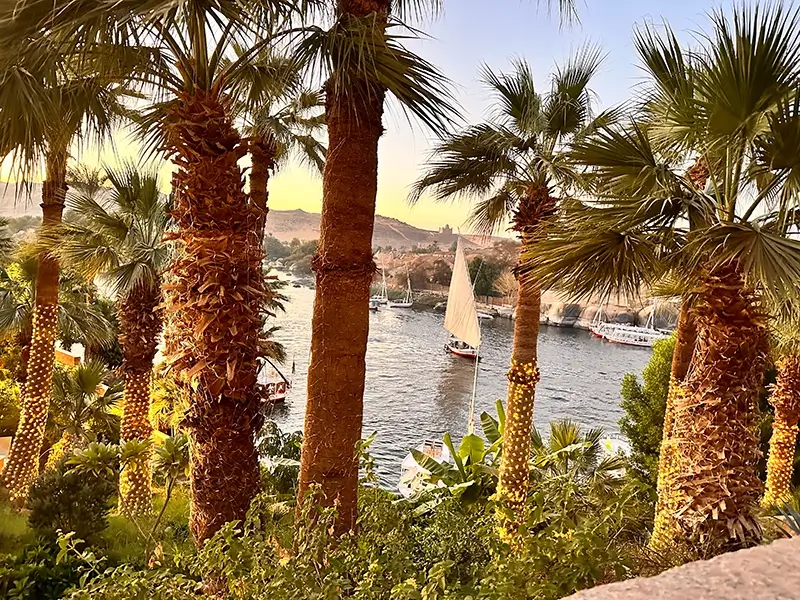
left=249, top=138, right=276, bottom=246
left=1, top=145, right=67, bottom=502
left=762, top=355, right=800, bottom=508
left=495, top=186, right=556, bottom=541
left=162, top=90, right=266, bottom=545
left=297, top=0, right=389, bottom=535
left=651, top=301, right=698, bottom=549
left=670, top=264, right=767, bottom=556
left=118, top=282, right=163, bottom=516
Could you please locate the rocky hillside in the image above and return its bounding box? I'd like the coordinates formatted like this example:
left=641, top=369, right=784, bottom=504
left=266, top=209, right=498, bottom=250
left=1, top=183, right=504, bottom=250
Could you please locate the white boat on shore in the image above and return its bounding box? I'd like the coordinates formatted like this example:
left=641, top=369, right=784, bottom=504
left=371, top=268, right=389, bottom=305
left=590, top=298, right=670, bottom=348
left=477, top=311, right=494, bottom=321
left=388, top=272, right=414, bottom=308
left=398, top=439, right=452, bottom=498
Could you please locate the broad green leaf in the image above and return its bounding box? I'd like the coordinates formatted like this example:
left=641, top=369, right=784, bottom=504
left=410, top=448, right=449, bottom=477
left=495, top=399, right=506, bottom=434
left=459, top=433, right=485, bottom=467
left=480, top=411, right=501, bottom=444
left=443, top=432, right=465, bottom=479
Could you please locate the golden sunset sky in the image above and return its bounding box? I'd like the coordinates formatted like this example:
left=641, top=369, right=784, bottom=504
left=3, top=0, right=710, bottom=232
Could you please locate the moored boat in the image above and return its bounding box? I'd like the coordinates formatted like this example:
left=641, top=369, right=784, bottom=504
left=259, top=357, right=292, bottom=403
left=388, top=272, right=414, bottom=308
left=369, top=298, right=380, bottom=312
left=398, top=439, right=452, bottom=498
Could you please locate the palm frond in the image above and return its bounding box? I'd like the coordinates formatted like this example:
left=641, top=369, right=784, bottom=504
left=544, top=43, right=603, bottom=139
left=295, top=15, right=458, bottom=134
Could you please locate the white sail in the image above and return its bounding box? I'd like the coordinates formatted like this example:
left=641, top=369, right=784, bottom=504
left=445, top=238, right=481, bottom=348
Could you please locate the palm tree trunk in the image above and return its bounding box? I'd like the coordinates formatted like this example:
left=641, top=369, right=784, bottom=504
left=1, top=144, right=67, bottom=503
left=670, top=263, right=767, bottom=556
left=495, top=188, right=555, bottom=541
left=495, top=274, right=541, bottom=539
left=163, top=90, right=266, bottom=546
left=249, top=138, right=276, bottom=246
left=118, top=282, right=162, bottom=517
left=297, top=0, right=389, bottom=535
left=762, top=355, right=800, bottom=508
left=650, top=300, right=697, bottom=549
left=44, top=430, right=75, bottom=470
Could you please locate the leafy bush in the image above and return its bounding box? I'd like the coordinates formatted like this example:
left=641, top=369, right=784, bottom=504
left=0, top=544, right=83, bottom=600
left=257, top=421, right=302, bottom=496
left=0, top=367, right=20, bottom=437
left=27, top=461, right=115, bottom=545
left=619, top=336, right=674, bottom=492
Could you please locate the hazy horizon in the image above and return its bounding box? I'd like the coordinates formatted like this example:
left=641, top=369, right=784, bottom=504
left=1, top=0, right=728, bottom=232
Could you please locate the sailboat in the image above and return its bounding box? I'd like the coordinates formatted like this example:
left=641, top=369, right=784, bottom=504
left=388, top=271, right=413, bottom=308
left=398, top=237, right=482, bottom=498
left=371, top=267, right=389, bottom=305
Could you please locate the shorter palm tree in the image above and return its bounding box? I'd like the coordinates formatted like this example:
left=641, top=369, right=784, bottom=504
left=762, top=312, right=800, bottom=508
left=0, top=252, right=113, bottom=387
left=411, top=51, right=609, bottom=540
left=52, top=163, right=170, bottom=516
left=227, top=49, right=325, bottom=244
left=45, top=361, right=122, bottom=469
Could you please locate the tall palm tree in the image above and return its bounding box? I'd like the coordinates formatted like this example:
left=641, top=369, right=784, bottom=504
left=0, top=36, right=132, bottom=502
left=51, top=163, right=170, bottom=516
left=228, top=49, right=326, bottom=244
left=521, top=5, right=800, bottom=555
left=0, top=0, right=308, bottom=543
left=44, top=361, right=122, bottom=469
left=411, top=52, right=606, bottom=539
left=294, top=0, right=456, bottom=533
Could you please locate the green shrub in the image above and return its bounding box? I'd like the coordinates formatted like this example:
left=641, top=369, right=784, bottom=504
left=0, top=368, right=20, bottom=437
left=619, top=336, right=674, bottom=493
left=27, top=462, right=115, bottom=545
left=0, top=501, right=34, bottom=555
left=0, top=545, right=83, bottom=600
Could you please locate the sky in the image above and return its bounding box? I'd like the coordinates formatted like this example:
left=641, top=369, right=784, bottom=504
left=1, top=1, right=738, bottom=231
left=268, top=0, right=720, bottom=231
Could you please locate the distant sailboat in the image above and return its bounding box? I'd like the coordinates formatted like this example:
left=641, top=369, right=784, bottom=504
left=371, top=268, right=389, bottom=305
left=388, top=271, right=414, bottom=308
left=443, top=238, right=482, bottom=359
left=399, top=237, right=483, bottom=498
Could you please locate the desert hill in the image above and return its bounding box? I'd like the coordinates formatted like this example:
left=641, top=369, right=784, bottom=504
left=2, top=183, right=501, bottom=250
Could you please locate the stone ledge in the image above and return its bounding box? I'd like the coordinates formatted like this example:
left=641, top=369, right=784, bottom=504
left=565, top=538, right=799, bottom=600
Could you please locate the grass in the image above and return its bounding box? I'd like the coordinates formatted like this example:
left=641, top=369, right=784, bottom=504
left=0, top=485, right=194, bottom=564
left=100, top=486, right=194, bottom=565
left=0, top=501, right=34, bottom=555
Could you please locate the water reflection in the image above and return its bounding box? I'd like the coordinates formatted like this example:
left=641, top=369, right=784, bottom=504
left=269, top=283, right=651, bottom=485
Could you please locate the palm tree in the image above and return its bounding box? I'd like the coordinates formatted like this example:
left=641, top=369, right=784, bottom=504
left=51, top=163, right=170, bottom=516
left=44, top=361, right=122, bottom=469
left=294, top=0, right=456, bottom=533
left=762, top=321, right=800, bottom=509
left=521, top=5, right=800, bottom=554
left=411, top=52, right=606, bottom=539
left=0, top=0, right=309, bottom=543
left=227, top=49, right=326, bottom=244
left=0, top=253, right=113, bottom=388
left=0, top=35, right=132, bottom=502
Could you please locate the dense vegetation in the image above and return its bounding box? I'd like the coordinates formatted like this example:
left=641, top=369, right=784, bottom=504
left=2, top=0, right=800, bottom=598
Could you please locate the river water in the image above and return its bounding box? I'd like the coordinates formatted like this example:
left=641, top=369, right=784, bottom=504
left=264, top=283, right=652, bottom=486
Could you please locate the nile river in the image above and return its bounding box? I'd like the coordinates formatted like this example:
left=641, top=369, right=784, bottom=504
left=264, top=283, right=651, bottom=486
